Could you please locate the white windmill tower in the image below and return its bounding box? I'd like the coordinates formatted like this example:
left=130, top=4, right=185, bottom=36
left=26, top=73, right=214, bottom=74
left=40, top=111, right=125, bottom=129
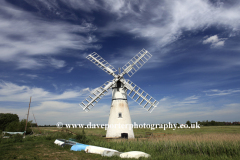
left=80, top=49, right=159, bottom=139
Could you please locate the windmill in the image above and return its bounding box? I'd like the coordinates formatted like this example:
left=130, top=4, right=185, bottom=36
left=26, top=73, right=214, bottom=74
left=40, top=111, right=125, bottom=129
left=80, top=49, right=159, bottom=139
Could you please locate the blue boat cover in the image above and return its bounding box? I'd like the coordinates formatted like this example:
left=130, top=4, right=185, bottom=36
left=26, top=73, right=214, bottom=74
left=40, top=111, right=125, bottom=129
left=71, top=144, right=89, bottom=151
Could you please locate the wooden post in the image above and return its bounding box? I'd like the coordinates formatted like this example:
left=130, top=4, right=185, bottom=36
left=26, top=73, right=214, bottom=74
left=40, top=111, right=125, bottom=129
left=24, top=97, right=31, bottom=137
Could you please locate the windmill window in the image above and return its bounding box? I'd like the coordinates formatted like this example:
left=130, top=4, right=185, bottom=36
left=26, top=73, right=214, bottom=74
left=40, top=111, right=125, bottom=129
left=118, top=112, right=122, bottom=118
left=117, top=81, right=121, bottom=91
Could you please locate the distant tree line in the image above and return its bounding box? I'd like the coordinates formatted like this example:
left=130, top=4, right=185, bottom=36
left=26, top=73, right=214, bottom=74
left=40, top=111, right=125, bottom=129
left=38, top=125, right=56, bottom=127
left=186, top=120, right=240, bottom=126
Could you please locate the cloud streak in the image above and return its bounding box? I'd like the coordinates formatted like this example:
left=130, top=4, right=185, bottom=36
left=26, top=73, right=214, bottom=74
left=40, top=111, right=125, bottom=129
left=3, top=0, right=240, bottom=69
left=0, top=81, right=90, bottom=102
left=0, top=1, right=99, bottom=69
left=93, top=0, right=240, bottom=50
left=67, top=67, right=74, bottom=73
left=204, top=89, right=240, bottom=96
left=203, top=35, right=226, bottom=47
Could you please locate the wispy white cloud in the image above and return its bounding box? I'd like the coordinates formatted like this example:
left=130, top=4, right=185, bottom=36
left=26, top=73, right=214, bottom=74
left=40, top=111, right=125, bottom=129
left=203, top=35, right=226, bottom=47
left=173, top=95, right=200, bottom=106
left=157, top=95, right=200, bottom=109
left=184, top=95, right=199, bottom=101
left=0, top=1, right=100, bottom=69
left=93, top=0, right=240, bottom=50
left=17, top=57, right=66, bottom=70
left=49, top=58, right=66, bottom=69
left=67, top=67, right=74, bottom=73
left=20, top=74, right=38, bottom=79
left=57, top=0, right=144, bottom=18
left=52, top=84, right=58, bottom=90
left=3, top=0, right=239, bottom=70
left=0, top=81, right=90, bottom=102
left=58, top=0, right=101, bottom=12
left=131, top=96, right=240, bottom=124
left=204, top=89, right=240, bottom=96
left=159, top=97, right=169, bottom=102
left=17, top=58, right=44, bottom=69
left=0, top=101, right=110, bottom=125
left=26, top=74, right=38, bottom=79
left=133, top=88, right=240, bottom=123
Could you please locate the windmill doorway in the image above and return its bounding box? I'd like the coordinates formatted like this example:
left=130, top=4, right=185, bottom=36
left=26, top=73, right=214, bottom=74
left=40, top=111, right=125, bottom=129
left=121, top=133, right=128, bottom=139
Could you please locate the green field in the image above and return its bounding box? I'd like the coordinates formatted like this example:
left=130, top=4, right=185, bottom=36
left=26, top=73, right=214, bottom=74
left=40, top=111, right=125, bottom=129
left=1, top=126, right=240, bottom=160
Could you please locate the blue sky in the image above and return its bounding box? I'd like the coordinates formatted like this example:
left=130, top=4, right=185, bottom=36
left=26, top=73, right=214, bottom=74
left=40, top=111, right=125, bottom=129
left=0, top=0, right=240, bottom=125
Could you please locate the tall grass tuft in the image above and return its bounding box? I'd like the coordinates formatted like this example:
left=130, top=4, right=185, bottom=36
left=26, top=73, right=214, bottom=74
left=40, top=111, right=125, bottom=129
left=86, top=138, right=240, bottom=159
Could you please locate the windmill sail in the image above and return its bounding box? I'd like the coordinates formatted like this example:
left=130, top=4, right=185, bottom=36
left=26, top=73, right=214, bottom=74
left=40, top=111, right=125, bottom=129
left=122, top=49, right=152, bottom=77
left=82, top=49, right=159, bottom=113
left=87, top=52, right=117, bottom=77
left=79, top=81, right=113, bottom=112
left=121, top=79, right=158, bottom=113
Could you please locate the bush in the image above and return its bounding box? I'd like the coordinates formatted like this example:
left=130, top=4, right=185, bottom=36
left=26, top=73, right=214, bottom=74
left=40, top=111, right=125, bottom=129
left=12, top=134, right=23, bottom=142
left=5, top=121, right=19, bottom=132
left=74, top=129, right=89, bottom=143
left=24, top=136, right=35, bottom=141
left=5, top=119, right=32, bottom=134
left=0, top=113, right=19, bottom=131
left=186, top=120, right=191, bottom=126
left=45, top=135, right=53, bottom=140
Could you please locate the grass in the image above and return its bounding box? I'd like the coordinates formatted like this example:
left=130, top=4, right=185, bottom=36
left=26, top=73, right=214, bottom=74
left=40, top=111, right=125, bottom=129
left=0, top=126, right=240, bottom=159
